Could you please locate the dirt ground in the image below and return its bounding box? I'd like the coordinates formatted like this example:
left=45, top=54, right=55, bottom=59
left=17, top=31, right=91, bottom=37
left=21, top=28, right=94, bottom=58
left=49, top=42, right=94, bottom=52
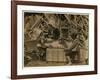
left=25, top=60, right=86, bottom=67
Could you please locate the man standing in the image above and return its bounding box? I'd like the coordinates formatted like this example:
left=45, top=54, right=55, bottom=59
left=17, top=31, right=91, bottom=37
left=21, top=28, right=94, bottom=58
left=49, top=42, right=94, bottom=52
left=60, top=36, right=73, bottom=65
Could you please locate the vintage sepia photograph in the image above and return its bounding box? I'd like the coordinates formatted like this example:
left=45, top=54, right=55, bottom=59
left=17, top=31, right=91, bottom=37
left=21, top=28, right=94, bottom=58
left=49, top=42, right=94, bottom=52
left=24, top=12, right=89, bottom=67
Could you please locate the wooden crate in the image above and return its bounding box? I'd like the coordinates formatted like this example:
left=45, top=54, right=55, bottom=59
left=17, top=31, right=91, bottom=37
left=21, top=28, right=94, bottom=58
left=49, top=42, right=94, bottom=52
left=46, top=48, right=66, bottom=62
left=79, top=48, right=88, bottom=62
